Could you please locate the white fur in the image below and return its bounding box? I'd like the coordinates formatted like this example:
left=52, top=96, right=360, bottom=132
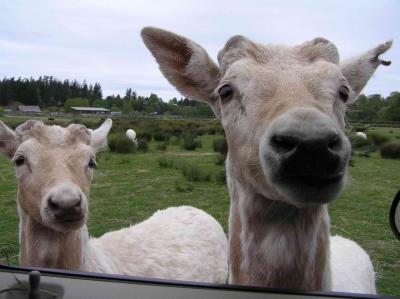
left=0, top=119, right=228, bottom=283
left=82, top=206, right=228, bottom=283
left=330, top=236, right=376, bottom=294
left=356, top=132, right=367, bottom=140
left=91, top=118, right=112, bottom=151
left=126, top=129, right=137, bottom=142
left=140, top=28, right=391, bottom=293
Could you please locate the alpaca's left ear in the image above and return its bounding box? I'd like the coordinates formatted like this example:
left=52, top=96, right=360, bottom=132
left=0, top=121, right=19, bottom=158
left=141, top=27, right=221, bottom=118
left=90, top=118, right=112, bottom=152
left=341, top=40, right=393, bottom=101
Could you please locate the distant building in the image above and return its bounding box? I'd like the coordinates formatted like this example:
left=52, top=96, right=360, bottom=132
left=70, top=107, right=110, bottom=114
left=110, top=111, right=122, bottom=116
left=18, top=105, right=42, bottom=113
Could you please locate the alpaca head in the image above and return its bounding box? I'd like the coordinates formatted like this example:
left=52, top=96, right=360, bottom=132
left=141, top=27, right=392, bottom=207
left=0, top=118, right=112, bottom=232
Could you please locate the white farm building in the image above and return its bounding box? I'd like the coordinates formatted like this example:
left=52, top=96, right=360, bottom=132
left=71, top=107, right=110, bottom=115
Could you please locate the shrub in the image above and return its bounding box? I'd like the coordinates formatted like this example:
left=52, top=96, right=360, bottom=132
left=182, top=135, right=202, bottom=151
left=156, top=142, right=168, bottom=151
left=136, top=131, right=152, bottom=141
left=108, top=134, right=136, bottom=153
left=172, top=127, right=183, bottom=137
left=368, top=133, right=391, bottom=147
left=380, top=142, right=400, bottom=159
left=182, top=165, right=210, bottom=182
left=182, top=129, right=199, bottom=138
left=153, top=131, right=171, bottom=142
left=207, top=127, right=217, bottom=135
left=169, top=136, right=181, bottom=146
left=136, top=138, right=149, bottom=152
left=213, top=138, right=228, bottom=155
left=350, top=135, right=372, bottom=149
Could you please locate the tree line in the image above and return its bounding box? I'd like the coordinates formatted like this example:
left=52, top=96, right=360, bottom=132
left=0, top=76, right=102, bottom=107
left=347, top=92, right=400, bottom=123
left=0, top=77, right=213, bottom=117
left=1, top=76, right=399, bottom=121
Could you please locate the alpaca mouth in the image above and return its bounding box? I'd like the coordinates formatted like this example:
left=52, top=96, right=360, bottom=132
left=285, top=173, right=343, bottom=186
left=49, top=214, right=85, bottom=231
left=62, top=216, right=84, bottom=223
left=272, top=172, right=346, bottom=206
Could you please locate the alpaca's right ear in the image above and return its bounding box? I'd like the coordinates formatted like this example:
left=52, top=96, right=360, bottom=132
left=90, top=118, right=112, bottom=153
left=0, top=121, right=19, bottom=158
left=141, top=27, right=221, bottom=118
left=341, top=40, right=393, bottom=100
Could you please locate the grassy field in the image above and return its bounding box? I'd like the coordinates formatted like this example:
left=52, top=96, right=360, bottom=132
left=0, top=117, right=399, bottom=296
left=368, top=127, right=400, bottom=140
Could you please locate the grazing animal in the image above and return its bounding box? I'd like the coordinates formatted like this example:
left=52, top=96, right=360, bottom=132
left=0, top=119, right=228, bottom=283
left=141, top=27, right=392, bottom=293
left=126, top=129, right=137, bottom=143
left=356, top=132, right=367, bottom=140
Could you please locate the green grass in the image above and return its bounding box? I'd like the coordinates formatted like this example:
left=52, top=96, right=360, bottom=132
left=368, top=127, right=400, bottom=140
left=0, top=125, right=399, bottom=295
left=330, top=153, right=400, bottom=295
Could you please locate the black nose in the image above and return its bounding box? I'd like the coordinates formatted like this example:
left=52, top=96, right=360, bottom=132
left=271, top=133, right=342, bottom=177
left=48, top=195, right=83, bottom=221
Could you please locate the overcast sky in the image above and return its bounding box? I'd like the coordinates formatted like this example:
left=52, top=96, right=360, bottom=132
left=1, top=0, right=399, bottom=101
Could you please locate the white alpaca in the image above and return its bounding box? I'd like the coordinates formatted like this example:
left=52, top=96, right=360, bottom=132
left=330, top=236, right=376, bottom=293
left=141, top=27, right=392, bottom=293
left=356, top=132, right=367, bottom=140
left=0, top=119, right=228, bottom=283
left=126, top=129, right=137, bottom=143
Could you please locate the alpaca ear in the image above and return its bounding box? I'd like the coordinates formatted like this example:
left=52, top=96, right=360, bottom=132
left=341, top=40, right=393, bottom=100
left=0, top=121, right=19, bottom=158
left=67, top=124, right=92, bottom=145
left=294, top=37, right=339, bottom=64
left=90, top=118, right=112, bottom=152
left=141, top=27, right=221, bottom=118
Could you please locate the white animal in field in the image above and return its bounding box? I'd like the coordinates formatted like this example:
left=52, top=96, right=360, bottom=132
left=126, top=129, right=137, bottom=142
left=0, top=119, right=228, bottom=283
left=142, top=27, right=392, bottom=293
left=356, top=132, right=367, bottom=140
left=330, top=236, right=375, bottom=293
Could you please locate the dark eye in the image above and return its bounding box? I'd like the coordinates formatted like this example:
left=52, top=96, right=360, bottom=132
left=88, top=158, right=97, bottom=169
left=218, top=84, right=233, bottom=102
left=338, top=85, right=349, bottom=103
left=14, top=156, right=25, bottom=167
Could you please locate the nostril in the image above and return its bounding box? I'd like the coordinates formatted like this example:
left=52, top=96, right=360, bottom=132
left=75, top=195, right=82, bottom=207
left=271, top=135, right=299, bottom=153
left=48, top=197, right=59, bottom=211
left=328, top=134, right=341, bottom=151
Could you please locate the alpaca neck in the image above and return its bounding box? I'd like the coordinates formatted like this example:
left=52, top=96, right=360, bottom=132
left=227, top=172, right=331, bottom=290
left=18, top=207, right=87, bottom=271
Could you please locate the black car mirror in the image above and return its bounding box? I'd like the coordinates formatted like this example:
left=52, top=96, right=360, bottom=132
left=389, top=191, right=400, bottom=241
